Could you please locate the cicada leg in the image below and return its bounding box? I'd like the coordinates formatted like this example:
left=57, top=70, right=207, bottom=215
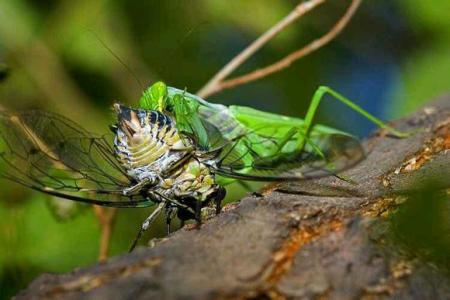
left=129, top=201, right=166, bottom=252
left=123, top=177, right=157, bottom=196
left=214, top=186, right=226, bottom=215
left=165, top=206, right=177, bottom=235
left=195, top=199, right=202, bottom=225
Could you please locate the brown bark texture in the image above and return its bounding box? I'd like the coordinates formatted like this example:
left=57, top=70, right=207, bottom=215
left=16, top=96, right=450, bottom=300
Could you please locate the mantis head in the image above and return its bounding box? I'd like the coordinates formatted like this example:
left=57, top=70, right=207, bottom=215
left=139, top=81, right=169, bottom=112
left=138, top=81, right=209, bottom=149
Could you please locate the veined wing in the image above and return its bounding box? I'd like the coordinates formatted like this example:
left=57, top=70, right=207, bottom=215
left=0, top=110, right=153, bottom=207
left=168, top=87, right=247, bottom=145
left=166, top=87, right=365, bottom=182
left=212, top=132, right=365, bottom=182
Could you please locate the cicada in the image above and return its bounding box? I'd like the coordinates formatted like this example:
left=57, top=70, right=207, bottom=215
left=0, top=82, right=405, bottom=250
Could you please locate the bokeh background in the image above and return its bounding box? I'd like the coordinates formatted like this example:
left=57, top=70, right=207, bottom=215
left=0, top=0, right=449, bottom=298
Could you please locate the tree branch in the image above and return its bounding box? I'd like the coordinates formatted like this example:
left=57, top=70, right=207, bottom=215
left=197, top=0, right=361, bottom=98
left=93, top=206, right=117, bottom=262
left=16, top=96, right=450, bottom=300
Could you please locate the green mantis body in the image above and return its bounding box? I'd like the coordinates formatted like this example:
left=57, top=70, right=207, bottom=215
left=139, top=82, right=406, bottom=185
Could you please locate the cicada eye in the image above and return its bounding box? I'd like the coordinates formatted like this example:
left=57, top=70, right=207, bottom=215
left=109, top=124, right=118, bottom=134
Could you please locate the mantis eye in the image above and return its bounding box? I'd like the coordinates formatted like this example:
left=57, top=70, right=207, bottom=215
left=109, top=124, right=118, bottom=134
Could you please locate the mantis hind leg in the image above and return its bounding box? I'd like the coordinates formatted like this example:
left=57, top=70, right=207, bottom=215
left=298, top=86, right=408, bottom=150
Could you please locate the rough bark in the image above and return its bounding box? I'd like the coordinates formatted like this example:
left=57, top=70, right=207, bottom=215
left=16, top=96, right=450, bottom=300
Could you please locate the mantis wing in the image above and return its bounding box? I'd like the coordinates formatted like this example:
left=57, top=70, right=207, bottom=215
left=168, top=87, right=366, bottom=182
left=212, top=132, right=365, bottom=182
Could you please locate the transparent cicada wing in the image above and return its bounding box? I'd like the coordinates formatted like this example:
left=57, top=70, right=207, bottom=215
left=213, top=132, right=365, bottom=182
left=0, top=110, right=153, bottom=207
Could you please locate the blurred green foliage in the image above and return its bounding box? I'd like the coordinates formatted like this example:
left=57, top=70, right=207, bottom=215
left=389, top=0, right=450, bottom=117
left=0, top=0, right=449, bottom=298
left=389, top=187, right=450, bottom=267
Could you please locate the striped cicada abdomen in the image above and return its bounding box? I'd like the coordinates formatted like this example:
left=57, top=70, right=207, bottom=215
left=112, top=104, right=225, bottom=215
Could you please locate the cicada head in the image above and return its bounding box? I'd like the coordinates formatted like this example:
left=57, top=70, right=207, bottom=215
left=113, top=103, right=148, bottom=147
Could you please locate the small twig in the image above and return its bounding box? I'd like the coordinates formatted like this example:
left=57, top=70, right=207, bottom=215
left=197, top=0, right=325, bottom=98
left=93, top=206, right=118, bottom=262
left=197, top=0, right=361, bottom=98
